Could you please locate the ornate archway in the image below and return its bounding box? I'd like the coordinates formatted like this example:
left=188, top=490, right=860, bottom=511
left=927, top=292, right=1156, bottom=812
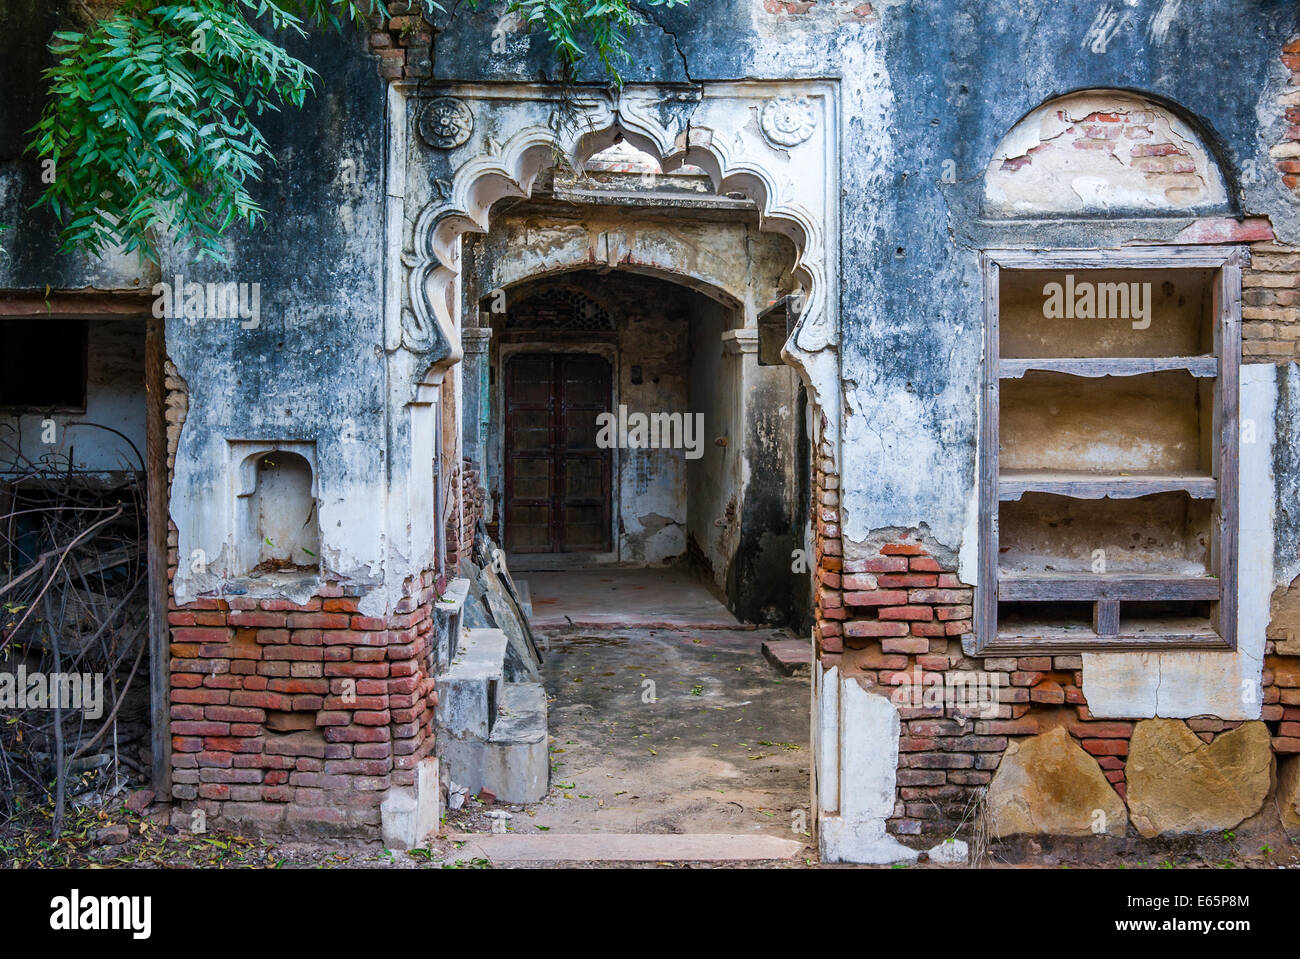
left=393, top=81, right=842, bottom=451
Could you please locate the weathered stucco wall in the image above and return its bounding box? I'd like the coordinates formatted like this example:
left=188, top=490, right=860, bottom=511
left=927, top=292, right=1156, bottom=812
left=431, top=0, right=1300, bottom=569
left=686, top=297, right=736, bottom=584
left=427, top=0, right=1300, bottom=858
left=9, top=0, right=1300, bottom=853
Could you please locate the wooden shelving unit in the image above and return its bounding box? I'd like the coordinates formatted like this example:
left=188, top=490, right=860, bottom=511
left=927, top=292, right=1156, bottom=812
left=976, top=248, right=1242, bottom=654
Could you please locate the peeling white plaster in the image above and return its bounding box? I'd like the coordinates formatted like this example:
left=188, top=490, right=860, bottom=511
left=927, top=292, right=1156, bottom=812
left=958, top=475, right=981, bottom=587
left=817, top=671, right=919, bottom=864
left=985, top=90, right=1230, bottom=216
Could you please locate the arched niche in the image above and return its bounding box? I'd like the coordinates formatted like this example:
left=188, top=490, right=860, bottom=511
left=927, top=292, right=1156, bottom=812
left=983, top=90, right=1231, bottom=218
left=234, top=444, right=320, bottom=576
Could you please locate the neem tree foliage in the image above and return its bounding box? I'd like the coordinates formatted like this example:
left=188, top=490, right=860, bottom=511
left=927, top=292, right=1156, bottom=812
left=25, top=0, right=687, bottom=263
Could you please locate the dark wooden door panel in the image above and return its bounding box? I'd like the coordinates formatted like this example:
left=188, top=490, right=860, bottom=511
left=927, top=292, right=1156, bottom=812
left=505, top=353, right=611, bottom=553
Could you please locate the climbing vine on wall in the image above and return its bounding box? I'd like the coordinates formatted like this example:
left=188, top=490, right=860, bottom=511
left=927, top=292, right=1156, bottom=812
left=25, top=0, right=688, bottom=264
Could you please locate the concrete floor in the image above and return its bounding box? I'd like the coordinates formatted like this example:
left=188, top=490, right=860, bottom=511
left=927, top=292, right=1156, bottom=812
left=521, top=567, right=743, bottom=629
left=481, top=627, right=812, bottom=842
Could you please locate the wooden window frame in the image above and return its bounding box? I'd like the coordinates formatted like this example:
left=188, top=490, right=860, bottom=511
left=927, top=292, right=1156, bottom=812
left=976, top=245, right=1242, bottom=655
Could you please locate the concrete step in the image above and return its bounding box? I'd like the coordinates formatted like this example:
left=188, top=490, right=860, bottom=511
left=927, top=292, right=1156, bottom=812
left=436, top=627, right=507, bottom=739
left=449, top=832, right=805, bottom=863
left=433, top=577, right=470, bottom=671
left=762, top=638, right=813, bottom=676
left=437, top=681, right=549, bottom=804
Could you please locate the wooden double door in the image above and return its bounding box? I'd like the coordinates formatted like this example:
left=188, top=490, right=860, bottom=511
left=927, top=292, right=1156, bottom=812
left=504, top=353, right=612, bottom=553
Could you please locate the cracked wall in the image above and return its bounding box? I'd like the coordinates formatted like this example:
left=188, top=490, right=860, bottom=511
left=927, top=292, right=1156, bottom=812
left=10, top=0, right=1300, bottom=853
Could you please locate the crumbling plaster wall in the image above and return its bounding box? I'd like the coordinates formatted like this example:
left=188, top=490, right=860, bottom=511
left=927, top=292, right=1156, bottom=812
left=429, top=0, right=1300, bottom=858
left=1, top=5, right=422, bottom=612
left=163, top=27, right=394, bottom=609
left=3, top=4, right=457, bottom=840
left=687, top=297, right=737, bottom=584
left=430, top=0, right=1300, bottom=576
left=463, top=209, right=794, bottom=324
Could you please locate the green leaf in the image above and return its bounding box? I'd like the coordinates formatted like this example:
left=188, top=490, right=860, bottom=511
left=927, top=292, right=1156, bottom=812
left=28, top=0, right=690, bottom=261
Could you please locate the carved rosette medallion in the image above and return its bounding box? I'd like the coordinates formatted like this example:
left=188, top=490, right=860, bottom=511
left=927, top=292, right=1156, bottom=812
left=419, top=97, right=474, bottom=149
left=760, top=95, right=816, bottom=148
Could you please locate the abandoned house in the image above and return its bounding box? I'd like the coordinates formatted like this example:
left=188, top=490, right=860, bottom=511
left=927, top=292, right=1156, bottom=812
left=5, top=0, right=1300, bottom=866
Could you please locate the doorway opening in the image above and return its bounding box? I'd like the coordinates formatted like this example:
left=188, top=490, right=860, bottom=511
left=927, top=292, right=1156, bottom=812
left=439, top=143, right=815, bottom=855
left=0, top=299, right=170, bottom=831
left=482, top=265, right=809, bottom=629
left=503, top=352, right=612, bottom=555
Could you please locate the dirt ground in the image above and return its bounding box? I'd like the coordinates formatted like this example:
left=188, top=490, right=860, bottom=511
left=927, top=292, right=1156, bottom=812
left=478, top=626, right=812, bottom=837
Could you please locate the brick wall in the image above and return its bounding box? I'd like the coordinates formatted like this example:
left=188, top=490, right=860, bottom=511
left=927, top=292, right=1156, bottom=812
left=1273, top=37, right=1300, bottom=195
left=1245, top=36, right=1300, bottom=772
left=165, top=574, right=443, bottom=836
left=811, top=420, right=844, bottom=664
left=816, top=531, right=1300, bottom=841
left=366, top=1, right=433, bottom=80
left=1243, top=242, right=1300, bottom=361
left=812, top=321, right=1300, bottom=844
left=447, top=457, right=485, bottom=567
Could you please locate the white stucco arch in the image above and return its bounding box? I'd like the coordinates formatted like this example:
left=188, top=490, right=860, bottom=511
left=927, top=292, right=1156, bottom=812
left=394, top=81, right=842, bottom=453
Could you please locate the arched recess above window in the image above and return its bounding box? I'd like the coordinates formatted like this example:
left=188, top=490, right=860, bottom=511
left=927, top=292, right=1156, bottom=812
left=983, top=90, right=1231, bottom=219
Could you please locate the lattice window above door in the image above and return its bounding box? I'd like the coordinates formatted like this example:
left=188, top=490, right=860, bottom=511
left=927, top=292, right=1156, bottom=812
left=504, top=287, right=614, bottom=331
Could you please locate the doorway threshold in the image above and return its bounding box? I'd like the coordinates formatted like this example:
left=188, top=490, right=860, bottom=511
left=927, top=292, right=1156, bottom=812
left=452, top=832, right=805, bottom=863
left=524, top=568, right=744, bottom=629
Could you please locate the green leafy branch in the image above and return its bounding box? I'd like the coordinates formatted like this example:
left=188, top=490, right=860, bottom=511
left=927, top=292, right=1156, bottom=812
left=28, top=0, right=362, bottom=262
left=25, top=0, right=688, bottom=265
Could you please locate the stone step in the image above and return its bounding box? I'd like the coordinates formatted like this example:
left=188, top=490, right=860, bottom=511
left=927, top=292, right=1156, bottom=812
left=762, top=638, right=813, bottom=676
left=450, top=832, right=805, bottom=863
left=490, top=681, right=547, bottom=745
left=436, top=627, right=507, bottom=739
left=433, top=576, right=470, bottom=670
left=438, top=681, right=549, bottom=804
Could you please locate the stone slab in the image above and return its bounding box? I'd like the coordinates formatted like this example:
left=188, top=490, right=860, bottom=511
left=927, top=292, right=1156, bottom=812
left=1126, top=718, right=1273, bottom=838
left=762, top=638, right=812, bottom=676
left=454, top=832, right=804, bottom=863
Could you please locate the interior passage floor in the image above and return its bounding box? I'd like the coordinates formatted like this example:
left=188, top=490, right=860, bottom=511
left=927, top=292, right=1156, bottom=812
left=520, top=567, right=741, bottom=629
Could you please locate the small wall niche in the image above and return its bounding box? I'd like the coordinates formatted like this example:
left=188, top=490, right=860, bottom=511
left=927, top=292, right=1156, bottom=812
left=1000, top=371, right=1212, bottom=474
left=232, top=441, right=320, bottom=577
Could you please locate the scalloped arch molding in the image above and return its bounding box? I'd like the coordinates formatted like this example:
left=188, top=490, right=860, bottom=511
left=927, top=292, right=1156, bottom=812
left=396, top=80, right=843, bottom=454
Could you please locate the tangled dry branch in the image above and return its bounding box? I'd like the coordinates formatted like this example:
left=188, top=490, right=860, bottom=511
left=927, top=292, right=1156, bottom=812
left=0, top=424, right=151, bottom=838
